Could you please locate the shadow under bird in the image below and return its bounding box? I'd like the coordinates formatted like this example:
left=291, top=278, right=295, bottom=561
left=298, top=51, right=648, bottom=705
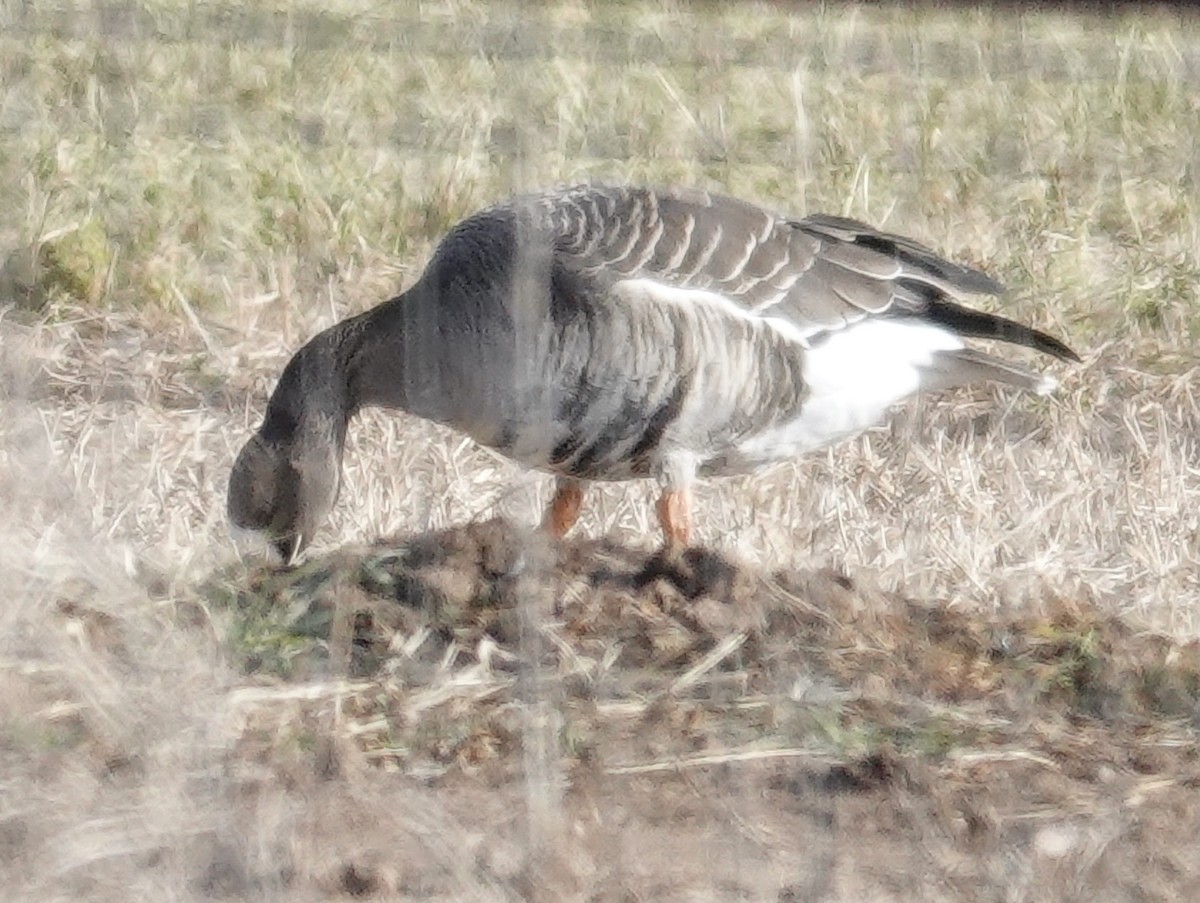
left=228, top=184, right=1080, bottom=563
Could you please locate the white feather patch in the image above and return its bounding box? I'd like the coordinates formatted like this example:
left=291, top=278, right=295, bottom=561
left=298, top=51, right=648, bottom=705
left=733, top=320, right=964, bottom=465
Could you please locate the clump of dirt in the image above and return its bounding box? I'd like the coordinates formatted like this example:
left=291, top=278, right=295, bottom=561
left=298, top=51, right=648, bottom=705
left=205, top=519, right=1200, bottom=900
left=219, top=517, right=1200, bottom=734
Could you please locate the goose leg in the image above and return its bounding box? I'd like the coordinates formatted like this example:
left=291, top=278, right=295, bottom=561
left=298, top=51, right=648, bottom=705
left=654, top=453, right=697, bottom=552
left=542, top=477, right=585, bottom=539
left=655, top=487, right=693, bottom=550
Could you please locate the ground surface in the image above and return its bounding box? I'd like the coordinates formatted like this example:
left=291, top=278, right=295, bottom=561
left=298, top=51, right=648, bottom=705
left=208, top=520, right=1200, bottom=900
left=2, top=1, right=1199, bottom=900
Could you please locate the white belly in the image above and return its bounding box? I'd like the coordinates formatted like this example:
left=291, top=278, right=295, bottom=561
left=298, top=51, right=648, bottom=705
left=724, top=319, right=963, bottom=469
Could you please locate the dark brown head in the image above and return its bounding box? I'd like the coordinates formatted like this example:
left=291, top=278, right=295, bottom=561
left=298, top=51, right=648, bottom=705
left=227, top=420, right=343, bottom=563
left=228, top=324, right=355, bottom=563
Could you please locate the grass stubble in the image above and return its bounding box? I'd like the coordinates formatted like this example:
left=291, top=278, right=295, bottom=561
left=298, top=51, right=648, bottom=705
left=1, top=1, right=1199, bottom=899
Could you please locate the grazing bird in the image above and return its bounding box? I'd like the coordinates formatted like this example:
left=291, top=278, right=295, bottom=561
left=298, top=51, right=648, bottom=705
left=228, top=184, right=1079, bottom=562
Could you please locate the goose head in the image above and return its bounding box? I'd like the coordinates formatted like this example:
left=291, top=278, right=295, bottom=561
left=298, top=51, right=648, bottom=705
left=227, top=332, right=350, bottom=564
left=227, top=417, right=344, bottom=563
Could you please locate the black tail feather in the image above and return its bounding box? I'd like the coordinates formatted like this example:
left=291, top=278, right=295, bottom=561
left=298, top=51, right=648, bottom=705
left=928, top=299, right=1081, bottom=363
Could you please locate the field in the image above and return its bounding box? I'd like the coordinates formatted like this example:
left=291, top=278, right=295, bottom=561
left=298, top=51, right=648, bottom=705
left=2, top=0, right=1199, bottom=899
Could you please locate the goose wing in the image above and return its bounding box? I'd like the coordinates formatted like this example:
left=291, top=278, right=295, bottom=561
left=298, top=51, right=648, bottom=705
left=535, top=184, right=1078, bottom=362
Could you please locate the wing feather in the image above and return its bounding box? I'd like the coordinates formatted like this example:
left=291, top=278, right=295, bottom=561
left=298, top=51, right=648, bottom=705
left=527, top=184, right=1077, bottom=363
left=810, top=237, right=905, bottom=283
left=797, top=213, right=1005, bottom=297
left=675, top=217, right=724, bottom=282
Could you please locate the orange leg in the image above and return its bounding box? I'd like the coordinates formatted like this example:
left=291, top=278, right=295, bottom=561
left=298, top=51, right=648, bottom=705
left=542, top=479, right=585, bottom=539
left=655, top=487, right=693, bottom=551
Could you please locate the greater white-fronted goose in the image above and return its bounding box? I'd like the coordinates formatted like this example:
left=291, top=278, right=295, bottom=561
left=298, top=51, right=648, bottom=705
left=228, top=184, right=1079, bottom=561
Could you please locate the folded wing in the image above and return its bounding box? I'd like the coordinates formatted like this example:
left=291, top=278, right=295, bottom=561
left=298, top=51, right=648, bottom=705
left=540, top=185, right=1079, bottom=364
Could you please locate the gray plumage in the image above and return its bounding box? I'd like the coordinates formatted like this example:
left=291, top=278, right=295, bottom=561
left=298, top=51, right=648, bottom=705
left=228, top=184, right=1079, bottom=560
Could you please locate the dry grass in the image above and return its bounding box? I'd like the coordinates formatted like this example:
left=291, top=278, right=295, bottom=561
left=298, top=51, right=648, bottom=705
left=2, top=0, right=1200, bottom=899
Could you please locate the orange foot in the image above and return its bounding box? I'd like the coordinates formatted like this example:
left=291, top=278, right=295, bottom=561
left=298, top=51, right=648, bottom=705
left=542, top=479, right=584, bottom=539
left=655, top=487, right=692, bottom=552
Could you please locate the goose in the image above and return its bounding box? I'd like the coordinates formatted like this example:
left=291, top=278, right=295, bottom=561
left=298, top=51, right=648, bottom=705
left=227, top=183, right=1079, bottom=562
